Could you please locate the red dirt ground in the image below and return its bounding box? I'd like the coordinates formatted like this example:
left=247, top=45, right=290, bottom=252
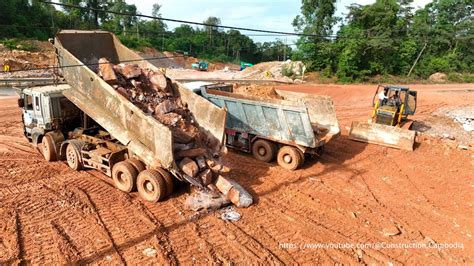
left=0, top=83, right=473, bottom=264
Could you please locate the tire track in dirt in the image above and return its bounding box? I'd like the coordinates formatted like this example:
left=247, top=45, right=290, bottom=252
left=163, top=199, right=228, bottom=264
left=262, top=192, right=400, bottom=264
left=0, top=207, right=22, bottom=265
left=71, top=187, right=126, bottom=264
left=65, top=170, right=179, bottom=264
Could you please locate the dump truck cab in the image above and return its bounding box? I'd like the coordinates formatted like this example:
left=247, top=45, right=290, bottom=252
left=371, top=85, right=417, bottom=127
left=17, top=85, right=80, bottom=146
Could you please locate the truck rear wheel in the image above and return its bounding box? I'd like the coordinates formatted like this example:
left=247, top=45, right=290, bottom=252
left=42, top=135, right=57, bottom=162
left=112, top=161, right=138, bottom=193
left=297, top=149, right=306, bottom=167
left=277, top=146, right=302, bottom=171
left=252, top=139, right=277, bottom=162
left=127, top=158, right=146, bottom=173
left=66, top=144, right=82, bottom=170
left=155, top=168, right=174, bottom=197
left=137, top=170, right=167, bottom=202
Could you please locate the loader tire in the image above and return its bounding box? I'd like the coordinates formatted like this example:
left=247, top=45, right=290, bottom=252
left=66, top=143, right=82, bottom=170
left=277, top=146, right=302, bottom=171
left=42, top=135, right=57, bottom=162
left=137, top=170, right=167, bottom=202
left=155, top=167, right=174, bottom=197
left=252, top=139, right=277, bottom=162
left=112, top=161, right=138, bottom=193
left=127, top=158, right=146, bottom=173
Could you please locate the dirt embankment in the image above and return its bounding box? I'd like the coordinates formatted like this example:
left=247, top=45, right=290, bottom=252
left=0, top=41, right=55, bottom=78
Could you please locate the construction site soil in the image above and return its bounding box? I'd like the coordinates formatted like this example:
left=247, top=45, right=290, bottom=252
left=0, top=83, right=473, bottom=264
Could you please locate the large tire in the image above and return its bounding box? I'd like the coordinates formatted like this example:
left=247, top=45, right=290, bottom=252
left=66, top=143, right=82, bottom=170
left=42, top=135, right=57, bottom=162
left=296, top=149, right=305, bottom=168
left=127, top=158, right=146, bottom=173
left=277, top=146, right=302, bottom=171
left=155, top=168, right=174, bottom=197
left=137, top=170, right=167, bottom=202
left=112, top=161, right=138, bottom=193
left=251, top=139, right=277, bottom=162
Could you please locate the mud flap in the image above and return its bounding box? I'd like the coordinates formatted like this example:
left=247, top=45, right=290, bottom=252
left=348, top=121, right=415, bottom=151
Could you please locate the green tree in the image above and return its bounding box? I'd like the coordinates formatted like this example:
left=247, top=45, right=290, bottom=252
left=292, top=0, right=339, bottom=71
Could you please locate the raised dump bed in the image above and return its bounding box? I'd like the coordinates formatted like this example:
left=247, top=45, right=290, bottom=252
left=51, top=30, right=250, bottom=205
left=200, top=86, right=340, bottom=170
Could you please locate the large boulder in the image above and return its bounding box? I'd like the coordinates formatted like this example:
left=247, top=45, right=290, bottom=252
left=428, top=72, right=447, bottom=83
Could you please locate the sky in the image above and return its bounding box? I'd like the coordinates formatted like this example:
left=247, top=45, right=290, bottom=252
left=125, top=0, right=433, bottom=44
left=53, top=0, right=433, bottom=43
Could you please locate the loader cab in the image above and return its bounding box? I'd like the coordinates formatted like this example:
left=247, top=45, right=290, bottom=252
left=18, top=85, right=81, bottom=145
left=372, top=85, right=417, bottom=116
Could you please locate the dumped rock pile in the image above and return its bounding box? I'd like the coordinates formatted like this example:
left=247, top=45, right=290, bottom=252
left=97, top=58, right=252, bottom=207
left=233, top=84, right=283, bottom=99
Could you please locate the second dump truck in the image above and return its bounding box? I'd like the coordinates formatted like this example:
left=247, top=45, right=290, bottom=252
left=195, top=84, right=340, bottom=170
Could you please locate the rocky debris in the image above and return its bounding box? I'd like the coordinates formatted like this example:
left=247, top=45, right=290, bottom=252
left=415, top=105, right=474, bottom=149
left=96, top=58, right=254, bottom=207
left=196, top=156, right=207, bottom=170
left=175, top=148, right=207, bottom=158
left=442, top=106, right=474, bottom=132
left=458, top=144, right=469, bottom=150
left=198, top=169, right=213, bottom=185
left=220, top=207, right=242, bottom=222
left=154, top=99, right=176, bottom=115
left=114, top=63, right=141, bottom=79
left=98, top=58, right=118, bottom=84
left=142, top=247, right=158, bottom=257
left=442, top=133, right=455, bottom=140
left=184, top=190, right=230, bottom=211
left=215, top=175, right=253, bottom=208
left=179, top=157, right=199, bottom=178
left=428, top=72, right=447, bottom=83
left=381, top=223, right=401, bottom=237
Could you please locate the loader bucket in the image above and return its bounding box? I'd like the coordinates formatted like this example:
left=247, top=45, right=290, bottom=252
left=348, top=121, right=415, bottom=151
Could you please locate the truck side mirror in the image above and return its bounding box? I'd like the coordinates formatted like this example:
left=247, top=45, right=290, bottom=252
left=18, top=98, right=25, bottom=108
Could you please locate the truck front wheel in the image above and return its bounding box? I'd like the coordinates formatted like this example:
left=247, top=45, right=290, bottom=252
left=137, top=170, right=167, bottom=202
left=66, top=144, right=82, bottom=170
left=252, top=139, right=277, bottom=162
left=112, top=161, right=138, bottom=193
left=277, top=146, right=302, bottom=171
left=42, top=135, right=57, bottom=162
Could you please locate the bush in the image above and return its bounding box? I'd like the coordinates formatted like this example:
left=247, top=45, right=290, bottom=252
left=0, top=39, right=37, bottom=51
left=281, top=63, right=295, bottom=78
left=447, top=73, right=463, bottom=83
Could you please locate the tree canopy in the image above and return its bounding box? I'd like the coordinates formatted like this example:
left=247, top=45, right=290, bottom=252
left=0, top=0, right=471, bottom=80
left=293, top=0, right=473, bottom=80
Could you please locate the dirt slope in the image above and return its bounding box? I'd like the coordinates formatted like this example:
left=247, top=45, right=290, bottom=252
left=0, top=83, right=473, bottom=264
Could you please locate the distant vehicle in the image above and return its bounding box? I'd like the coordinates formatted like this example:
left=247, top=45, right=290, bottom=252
left=191, top=61, right=209, bottom=71
left=240, top=62, right=253, bottom=71
left=349, top=85, right=418, bottom=151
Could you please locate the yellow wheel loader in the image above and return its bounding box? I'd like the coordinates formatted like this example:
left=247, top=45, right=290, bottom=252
left=349, top=85, right=418, bottom=151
